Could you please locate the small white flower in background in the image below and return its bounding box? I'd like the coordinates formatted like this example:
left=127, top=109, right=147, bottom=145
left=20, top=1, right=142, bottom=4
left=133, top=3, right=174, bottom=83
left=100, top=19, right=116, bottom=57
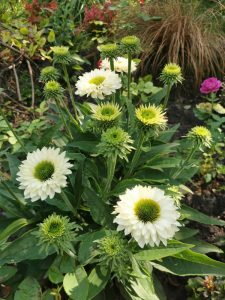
left=113, top=185, right=180, bottom=248
left=213, top=103, right=225, bottom=114
left=101, top=57, right=137, bottom=74
left=75, top=69, right=122, bottom=100
left=17, top=147, right=72, bottom=202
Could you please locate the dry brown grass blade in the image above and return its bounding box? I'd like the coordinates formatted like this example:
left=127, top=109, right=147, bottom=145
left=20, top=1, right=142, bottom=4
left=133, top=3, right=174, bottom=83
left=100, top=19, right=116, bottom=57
left=115, top=0, right=225, bottom=86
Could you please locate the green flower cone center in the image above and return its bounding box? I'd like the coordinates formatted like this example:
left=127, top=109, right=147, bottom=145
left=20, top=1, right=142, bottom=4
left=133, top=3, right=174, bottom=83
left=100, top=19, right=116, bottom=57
left=102, top=236, right=123, bottom=256
left=141, top=109, right=156, bottom=120
left=89, top=76, right=106, bottom=86
left=34, top=160, right=55, bottom=181
left=134, top=199, right=160, bottom=223
left=48, top=221, right=65, bottom=237
left=101, top=107, right=115, bottom=117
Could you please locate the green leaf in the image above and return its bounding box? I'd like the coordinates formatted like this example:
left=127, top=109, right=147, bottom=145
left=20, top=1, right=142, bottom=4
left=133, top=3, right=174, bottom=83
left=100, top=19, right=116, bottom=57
left=83, top=188, right=113, bottom=227
left=181, top=204, right=225, bottom=226
left=6, top=153, right=20, bottom=183
left=88, top=266, right=110, bottom=300
left=47, top=265, right=64, bottom=284
left=175, top=227, right=199, bottom=240
left=0, top=218, right=29, bottom=244
left=183, top=238, right=223, bottom=254
left=69, top=141, right=98, bottom=153
left=0, top=266, right=17, bottom=283
left=47, top=30, right=55, bottom=43
left=111, top=179, right=144, bottom=195
left=63, top=266, right=89, bottom=300
left=134, top=240, right=193, bottom=261
left=153, top=249, right=225, bottom=276
left=77, top=230, right=107, bottom=264
left=14, top=277, right=41, bottom=300
left=0, top=230, right=55, bottom=266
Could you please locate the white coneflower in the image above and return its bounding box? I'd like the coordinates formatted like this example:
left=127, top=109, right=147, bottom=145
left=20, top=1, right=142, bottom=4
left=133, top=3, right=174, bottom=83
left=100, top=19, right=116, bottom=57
left=101, top=57, right=137, bottom=74
left=17, top=147, right=72, bottom=202
left=75, top=69, right=122, bottom=100
left=113, top=185, right=180, bottom=248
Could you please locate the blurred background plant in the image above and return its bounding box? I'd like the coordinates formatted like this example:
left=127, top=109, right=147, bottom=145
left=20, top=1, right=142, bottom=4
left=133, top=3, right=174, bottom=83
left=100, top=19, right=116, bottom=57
left=186, top=276, right=225, bottom=300
left=114, top=0, right=225, bottom=86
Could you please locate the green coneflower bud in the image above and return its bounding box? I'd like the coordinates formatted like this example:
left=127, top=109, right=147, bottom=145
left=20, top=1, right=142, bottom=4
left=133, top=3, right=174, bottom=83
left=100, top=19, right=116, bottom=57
left=91, top=102, right=121, bottom=131
left=120, top=35, right=141, bottom=55
left=35, top=213, right=78, bottom=255
left=40, top=66, right=60, bottom=83
left=187, top=126, right=212, bottom=148
left=159, top=63, right=183, bottom=86
left=166, top=185, right=183, bottom=207
left=135, top=104, right=167, bottom=133
left=51, top=46, right=72, bottom=65
left=95, top=231, right=130, bottom=280
left=97, top=126, right=134, bottom=160
left=98, top=43, right=119, bottom=59
left=44, top=80, right=64, bottom=100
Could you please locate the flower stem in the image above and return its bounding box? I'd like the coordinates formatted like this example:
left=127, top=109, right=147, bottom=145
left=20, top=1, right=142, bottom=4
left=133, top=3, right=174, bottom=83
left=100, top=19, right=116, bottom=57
left=126, top=53, right=133, bottom=122
left=163, top=83, right=172, bottom=109
left=55, top=98, right=73, bottom=140
left=59, top=98, right=81, bottom=132
left=103, top=154, right=117, bottom=196
left=0, top=107, right=26, bottom=152
left=126, top=132, right=145, bottom=177
left=109, top=58, right=114, bottom=71
left=62, top=64, right=78, bottom=121
left=172, top=142, right=199, bottom=179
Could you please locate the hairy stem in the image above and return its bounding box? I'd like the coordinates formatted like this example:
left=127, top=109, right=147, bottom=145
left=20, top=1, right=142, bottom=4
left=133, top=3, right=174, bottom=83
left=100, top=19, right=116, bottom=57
left=55, top=98, right=73, bottom=140
left=104, top=154, right=117, bottom=196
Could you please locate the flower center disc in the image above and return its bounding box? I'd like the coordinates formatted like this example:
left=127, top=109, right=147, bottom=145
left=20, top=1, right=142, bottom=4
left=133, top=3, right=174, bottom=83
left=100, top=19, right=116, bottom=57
left=134, top=198, right=160, bottom=223
left=141, top=109, right=156, bottom=120
left=101, top=107, right=115, bottom=116
left=34, top=160, right=55, bottom=181
left=89, top=76, right=106, bottom=85
left=48, top=221, right=64, bottom=237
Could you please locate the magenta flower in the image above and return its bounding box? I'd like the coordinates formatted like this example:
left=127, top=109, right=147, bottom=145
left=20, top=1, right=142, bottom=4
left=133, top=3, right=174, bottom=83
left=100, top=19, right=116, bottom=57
left=200, top=77, right=222, bottom=94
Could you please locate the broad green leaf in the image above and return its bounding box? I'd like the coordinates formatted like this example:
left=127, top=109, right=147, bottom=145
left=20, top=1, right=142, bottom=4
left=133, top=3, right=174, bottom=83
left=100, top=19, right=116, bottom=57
left=0, top=218, right=29, bottom=244
left=175, top=227, right=199, bottom=240
left=183, top=238, right=223, bottom=254
left=111, top=179, right=144, bottom=196
left=0, top=266, right=17, bottom=283
left=14, top=277, right=41, bottom=300
left=138, top=142, right=179, bottom=166
left=63, top=266, right=89, bottom=300
left=134, top=240, right=193, bottom=261
left=83, top=188, right=113, bottom=227
left=6, top=153, right=20, bottom=183
left=0, top=230, right=55, bottom=266
left=47, top=265, right=64, bottom=284
left=77, top=230, right=107, bottom=264
left=42, top=290, right=55, bottom=300
left=47, top=30, right=55, bottom=43
left=153, top=249, right=225, bottom=276
left=181, top=204, right=225, bottom=226
left=88, top=266, right=110, bottom=300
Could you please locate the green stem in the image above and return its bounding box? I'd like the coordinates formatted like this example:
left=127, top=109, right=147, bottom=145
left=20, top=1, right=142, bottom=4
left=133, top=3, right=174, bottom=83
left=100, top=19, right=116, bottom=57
left=172, top=142, right=199, bottom=179
left=59, top=98, right=81, bottom=132
left=126, top=132, right=146, bottom=177
left=103, top=154, right=117, bottom=196
left=55, top=98, right=73, bottom=140
left=0, top=107, right=26, bottom=152
left=61, top=191, right=85, bottom=223
left=62, top=64, right=78, bottom=121
left=109, top=58, right=114, bottom=71
left=61, top=190, right=77, bottom=217
left=163, top=83, right=172, bottom=109
left=126, top=53, right=133, bottom=122
left=109, top=58, right=116, bottom=103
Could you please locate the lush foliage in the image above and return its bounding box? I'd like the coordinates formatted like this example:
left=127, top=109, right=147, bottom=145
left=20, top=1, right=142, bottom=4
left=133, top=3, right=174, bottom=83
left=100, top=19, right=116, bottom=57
left=0, top=1, right=225, bottom=299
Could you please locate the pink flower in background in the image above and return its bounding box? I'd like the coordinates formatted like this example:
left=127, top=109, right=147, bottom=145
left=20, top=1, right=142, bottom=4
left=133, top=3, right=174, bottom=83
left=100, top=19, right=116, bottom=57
left=200, top=77, right=222, bottom=94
